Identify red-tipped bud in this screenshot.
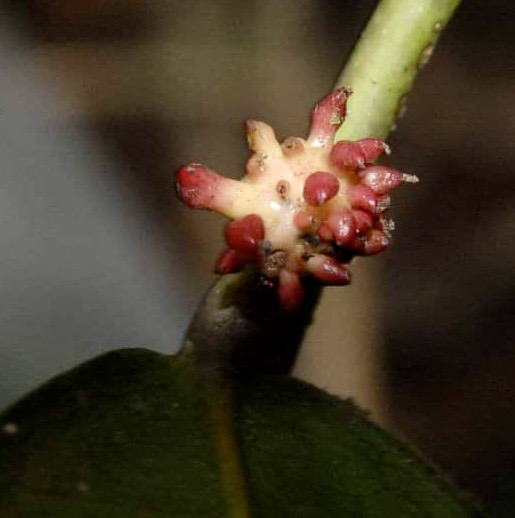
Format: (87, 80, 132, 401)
(225, 214, 265, 255)
(354, 230, 391, 256)
(294, 210, 316, 231)
(308, 87, 351, 147)
(351, 209, 374, 234)
(330, 141, 366, 170)
(278, 270, 304, 312)
(326, 208, 357, 246)
(356, 138, 390, 162)
(347, 183, 381, 213)
(303, 172, 340, 206)
(215, 248, 250, 274)
(317, 223, 334, 241)
(175, 164, 223, 210)
(306, 255, 351, 285)
(359, 165, 417, 195)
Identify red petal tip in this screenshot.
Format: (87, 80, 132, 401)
(360, 165, 407, 195)
(330, 141, 366, 170)
(215, 248, 250, 274)
(347, 183, 380, 213)
(225, 214, 265, 255)
(356, 138, 391, 162)
(351, 210, 374, 234)
(306, 255, 351, 285)
(326, 208, 357, 246)
(278, 270, 304, 312)
(175, 163, 221, 210)
(308, 88, 352, 147)
(294, 210, 316, 231)
(303, 171, 339, 206)
(354, 230, 391, 256)
(317, 223, 334, 242)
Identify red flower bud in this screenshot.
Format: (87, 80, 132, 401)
(175, 89, 417, 310)
(303, 172, 340, 207)
(225, 214, 265, 255)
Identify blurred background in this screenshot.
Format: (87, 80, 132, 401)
(0, 0, 513, 514)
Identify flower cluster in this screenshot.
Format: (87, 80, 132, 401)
(175, 89, 417, 310)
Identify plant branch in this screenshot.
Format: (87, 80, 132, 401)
(187, 268, 322, 376)
(184, 0, 462, 376)
(336, 0, 461, 141)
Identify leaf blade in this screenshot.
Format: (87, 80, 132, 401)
(0, 348, 483, 517)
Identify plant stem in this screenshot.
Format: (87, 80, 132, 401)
(336, 0, 461, 141)
(188, 268, 321, 376)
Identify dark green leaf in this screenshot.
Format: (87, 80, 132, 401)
(0, 348, 482, 517)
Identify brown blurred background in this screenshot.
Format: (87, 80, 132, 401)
(1, 0, 514, 514)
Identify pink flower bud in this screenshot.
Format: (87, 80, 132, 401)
(356, 138, 390, 162)
(278, 270, 304, 312)
(215, 248, 249, 274)
(330, 141, 366, 170)
(317, 223, 334, 242)
(303, 172, 340, 206)
(306, 255, 351, 285)
(359, 165, 418, 195)
(351, 210, 374, 234)
(175, 89, 416, 309)
(175, 163, 222, 210)
(347, 184, 381, 213)
(225, 214, 265, 255)
(307, 87, 351, 148)
(354, 230, 391, 256)
(326, 209, 356, 246)
(294, 210, 316, 231)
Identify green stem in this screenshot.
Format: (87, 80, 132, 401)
(188, 267, 321, 376)
(336, 0, 461, 141)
